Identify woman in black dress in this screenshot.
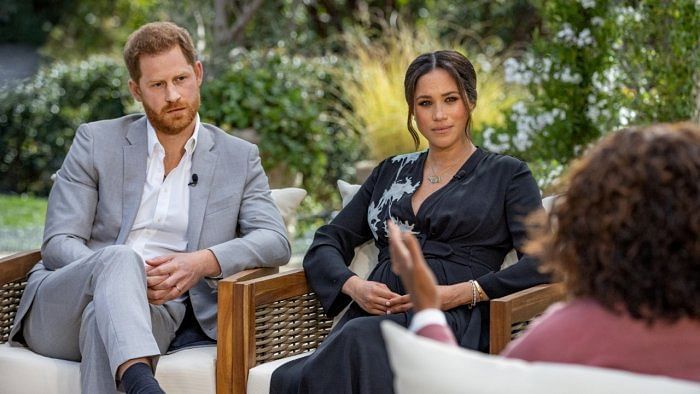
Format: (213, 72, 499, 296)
(271, 50, 549, 393)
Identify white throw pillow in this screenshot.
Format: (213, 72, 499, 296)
(381, 321, 700, 394)
(271, 187, 307, 238)
(336, 180, 379, 279)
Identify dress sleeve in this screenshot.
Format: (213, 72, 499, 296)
(303, 162, 383, 317)
(475, 161, 551, 299)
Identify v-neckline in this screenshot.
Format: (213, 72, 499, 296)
(410, 147, 483, 219)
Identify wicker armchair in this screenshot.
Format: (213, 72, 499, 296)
(225, 267, 566, 393)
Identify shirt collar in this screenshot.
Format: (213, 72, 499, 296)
(146, 113, 200, 157)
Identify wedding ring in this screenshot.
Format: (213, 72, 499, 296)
(175, 284, 181, 292)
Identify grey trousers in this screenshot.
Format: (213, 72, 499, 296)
(21, 245, 186, 393)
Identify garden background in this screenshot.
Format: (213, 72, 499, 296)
(1, 0, 699, 256)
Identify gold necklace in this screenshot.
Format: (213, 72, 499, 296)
(426, 157, 464, 184)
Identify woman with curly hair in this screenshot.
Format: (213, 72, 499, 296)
(390, 122, 700, 382)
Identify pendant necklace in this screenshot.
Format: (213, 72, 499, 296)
(427, 158, 463, 184)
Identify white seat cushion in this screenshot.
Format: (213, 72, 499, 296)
(0, 343, 81, 393)
(0, 343, 216, 394)
(381, 321, 700, 394)
(247, 352, 312, 394)
(156, 346, 217, 394)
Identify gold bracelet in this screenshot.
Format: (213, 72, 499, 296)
(468, 280, 477, 308)
(473, 280, 486, 302)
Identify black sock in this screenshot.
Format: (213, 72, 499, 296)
(121, 362, 165, 394)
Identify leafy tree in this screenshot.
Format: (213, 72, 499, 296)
(613, 1, 700, 124)
(0, 0, 67, 45)
(484, 0, 617, 163)
(40, 0, 164, 59)
(481, 0, 699, 192)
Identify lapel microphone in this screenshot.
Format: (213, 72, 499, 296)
(188, 173, 198, 187)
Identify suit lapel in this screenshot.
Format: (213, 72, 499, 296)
(116, 118, 148, 245)
(187, 125, 218, 251)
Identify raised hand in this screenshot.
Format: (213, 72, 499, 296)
(388, 221, 440, 311)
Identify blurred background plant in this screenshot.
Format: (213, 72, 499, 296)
(481, 0, 699, 195)
(1, 0, 698, 252)
(200, 48, 362, 203)
(0, 56, 131, 195)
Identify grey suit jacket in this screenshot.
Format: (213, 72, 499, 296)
(11, 114, 291, 342)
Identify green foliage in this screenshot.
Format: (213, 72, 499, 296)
(483, 0, 617, 164)
(410, 0, 541, 52)
(200, 49, 362, 201)
(0, 56, 130, 195)
(0, 0, 66, 45)
(0, 49, 362, 205)
(613, 1, 700, 124)
(481, 0, 699, 191)
(40, 0, 164, 59)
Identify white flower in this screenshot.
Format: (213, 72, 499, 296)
(579, 0, 596, 9)
(542, 57, 553, 74)
(504, 58, 532, 85)
(591, 16, 604, 26)
(556, 23, 576, 42)
(482, 127, 512, 153)
(512, 101, 527, 115)
(555, 24, 595, 47)
(619, 107, 636, 126)
(576, 29, 594, 47)
(509, 106, 567, 152)
(592, 67, 619, 94)
(554, 67, 582, 84)
(586, 106, 601, 122)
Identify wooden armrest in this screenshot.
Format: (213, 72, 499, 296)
(489, 283, 566, 354)
(217, 266, 296, 394)
(218, 268, 332, 394)
(0, 249, 41, 285)
(221, 266, 280, 283)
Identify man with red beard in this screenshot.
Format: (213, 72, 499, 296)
(9, 22, 291, 394)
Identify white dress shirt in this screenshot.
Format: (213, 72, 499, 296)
(125, 115, 200, 263)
